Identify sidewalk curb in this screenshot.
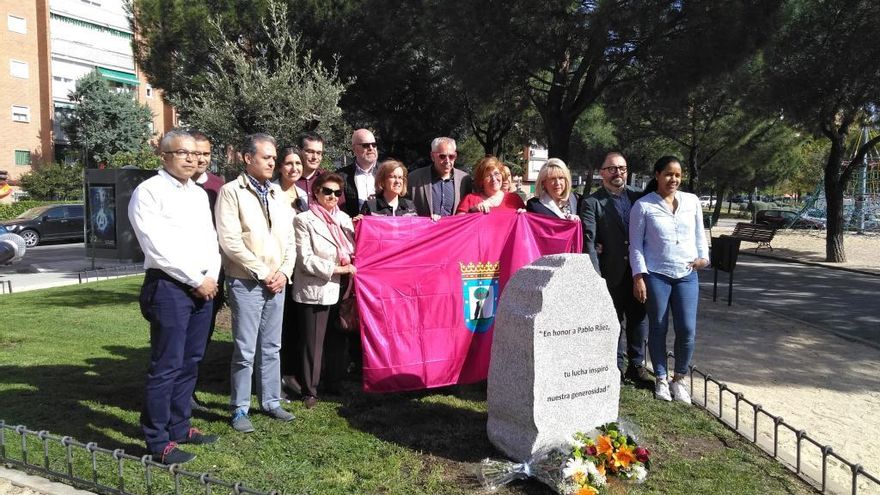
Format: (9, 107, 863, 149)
(0, 466, 93, 495)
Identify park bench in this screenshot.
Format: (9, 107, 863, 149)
(730, 222, 776, 252)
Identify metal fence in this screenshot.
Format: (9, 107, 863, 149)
(687, 365, 880, 495)
(0, 421, 279, 495)
(77, 264, 144, 284)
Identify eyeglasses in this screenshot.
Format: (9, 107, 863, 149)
(485, 172, 503, 180)
(435, 153, 457, 160)
(357, 142, 377, 149)
(162, 149, 200, 159)
(601, 166, 628, 174)
(320, 187, 343, 197)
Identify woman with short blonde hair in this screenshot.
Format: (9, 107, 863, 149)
(526, 158, 579, 220)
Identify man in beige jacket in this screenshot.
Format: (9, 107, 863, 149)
(216, 133, 296, 433)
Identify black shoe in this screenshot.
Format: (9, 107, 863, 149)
(624, 366, 655, 389)
(302, 395, 318, 409)
(178, 427, 218, 445)
(154, 442, 196, 465)
(190, 394, 210, 413)
(281, 375, 302, 398)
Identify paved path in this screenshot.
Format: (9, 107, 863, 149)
(702, 253, 880, 346)
(692, 256, 880, 495)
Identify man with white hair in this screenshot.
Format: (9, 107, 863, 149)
(408, 137, 472, 220)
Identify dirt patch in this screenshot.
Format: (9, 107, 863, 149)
(666, 433, 727, 461)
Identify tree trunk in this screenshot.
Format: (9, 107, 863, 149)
(545, 115, 575, 163)
(824, 139, 846, 262)
(712, 185, 726, 224)
(685, 146, 699, 193)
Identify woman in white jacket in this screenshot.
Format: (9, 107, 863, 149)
(291, 172, 356, 409)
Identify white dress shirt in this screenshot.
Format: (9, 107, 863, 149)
(354, 162, 376, 207)
(629, 191, 709, 279)
(128, 169, 221, 287)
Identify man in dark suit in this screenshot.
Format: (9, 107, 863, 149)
(408, 137, 472, 220)
(338, 128, 379, 218)
(579, 152, 652, 388)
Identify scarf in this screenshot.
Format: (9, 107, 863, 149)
(539, 193, 570, 219)
(309, 203, 354, 265)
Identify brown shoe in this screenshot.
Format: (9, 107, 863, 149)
(302, 395, 318, 409)
(624, 366, 655, 389)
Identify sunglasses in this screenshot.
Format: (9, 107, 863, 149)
(358, 142, 377, 149)
(436, 153, 457, 160)
(320, 187, 343, 197)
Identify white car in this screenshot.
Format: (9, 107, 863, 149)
(699, 196, 714, 208)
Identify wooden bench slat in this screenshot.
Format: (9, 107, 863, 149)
(730, 222, 776, 251)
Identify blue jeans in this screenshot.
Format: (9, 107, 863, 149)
(228, 277, 284, 413)
(645, 270, 699, 378)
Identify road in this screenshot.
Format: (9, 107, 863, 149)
(700, 252, 880, 348)
(0, 242, 137, 293)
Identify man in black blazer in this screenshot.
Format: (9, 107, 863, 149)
(338, 128, 379, 218)
(407, 137, 472, 220)
(579, 152, 652, 388)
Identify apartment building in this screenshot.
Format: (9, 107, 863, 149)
(0, 0, 174, 202)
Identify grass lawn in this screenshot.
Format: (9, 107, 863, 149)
(0, 278, 815, 495)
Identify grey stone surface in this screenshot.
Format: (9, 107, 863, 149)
(487, 253, 620, 461)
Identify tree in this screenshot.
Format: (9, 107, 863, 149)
(63, 71, 154, 167)
(763, 0, 880, 262)
(19, 163, 84, 201)
(433, 0, 782, 162)
(170, 1, 347, 163)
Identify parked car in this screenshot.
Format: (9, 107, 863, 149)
(699, 195, 715, 208)
(0, 204, 85, 247)
(755, 209, 826, 230)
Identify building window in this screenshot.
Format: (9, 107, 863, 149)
(7, 15, 26, 34)
(12, 105, 30, 123)
(10, 60, 28, 79)
(146, 84, 153, 98)
(15, 150, 31, 166)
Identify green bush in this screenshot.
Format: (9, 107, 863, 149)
(0, 200, 70, 221)
(18, 162, 84, 201)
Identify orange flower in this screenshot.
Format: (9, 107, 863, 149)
(612, 443, 637, 470)
(575, 486, 598, 495)
(595, 462, 606, 476)
(596, 435, 614, 456)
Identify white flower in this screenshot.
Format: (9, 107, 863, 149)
(632, 465, 648, 482)
(585, 463, 607, 486)
(567, 435, 586, 449)
(562, 457, 588, 480)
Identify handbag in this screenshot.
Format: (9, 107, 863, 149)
(337, 275, 359, 333)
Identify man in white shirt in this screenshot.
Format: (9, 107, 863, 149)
(338, 128, 379, 217)
(216, 133, 296, 433)
(128, 129, 221, 465)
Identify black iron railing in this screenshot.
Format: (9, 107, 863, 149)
(687, 365, 879, 495)
(0, 421, 279, 495)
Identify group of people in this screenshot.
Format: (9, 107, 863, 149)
(128, 127, 708, 465)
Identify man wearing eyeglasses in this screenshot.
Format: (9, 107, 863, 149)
(295, 133, 325, 208)
(216, 133, 296, 433)
(338, 128, 379, 218)
(408, 137, 473, 220)
(578, 151, 652, 389)
(188, 130, 226, 413)
(129, 129, 221, 465)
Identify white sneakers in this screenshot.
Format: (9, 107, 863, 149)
(655, 377, 692, 404)
(669, 378, 692, 404)
(654, 378, 672, 401)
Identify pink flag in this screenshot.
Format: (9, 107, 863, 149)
(354, 211, 582, 392)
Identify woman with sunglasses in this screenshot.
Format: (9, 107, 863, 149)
(290, 173, 356, 409)
(360, 159, 417, 217)
(456, 156, 525, 214)
(273, 147, 308, 213)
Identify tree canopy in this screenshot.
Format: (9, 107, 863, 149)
(63, 71, 154, 167)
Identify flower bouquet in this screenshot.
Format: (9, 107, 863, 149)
(478, 420, 650, 494)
